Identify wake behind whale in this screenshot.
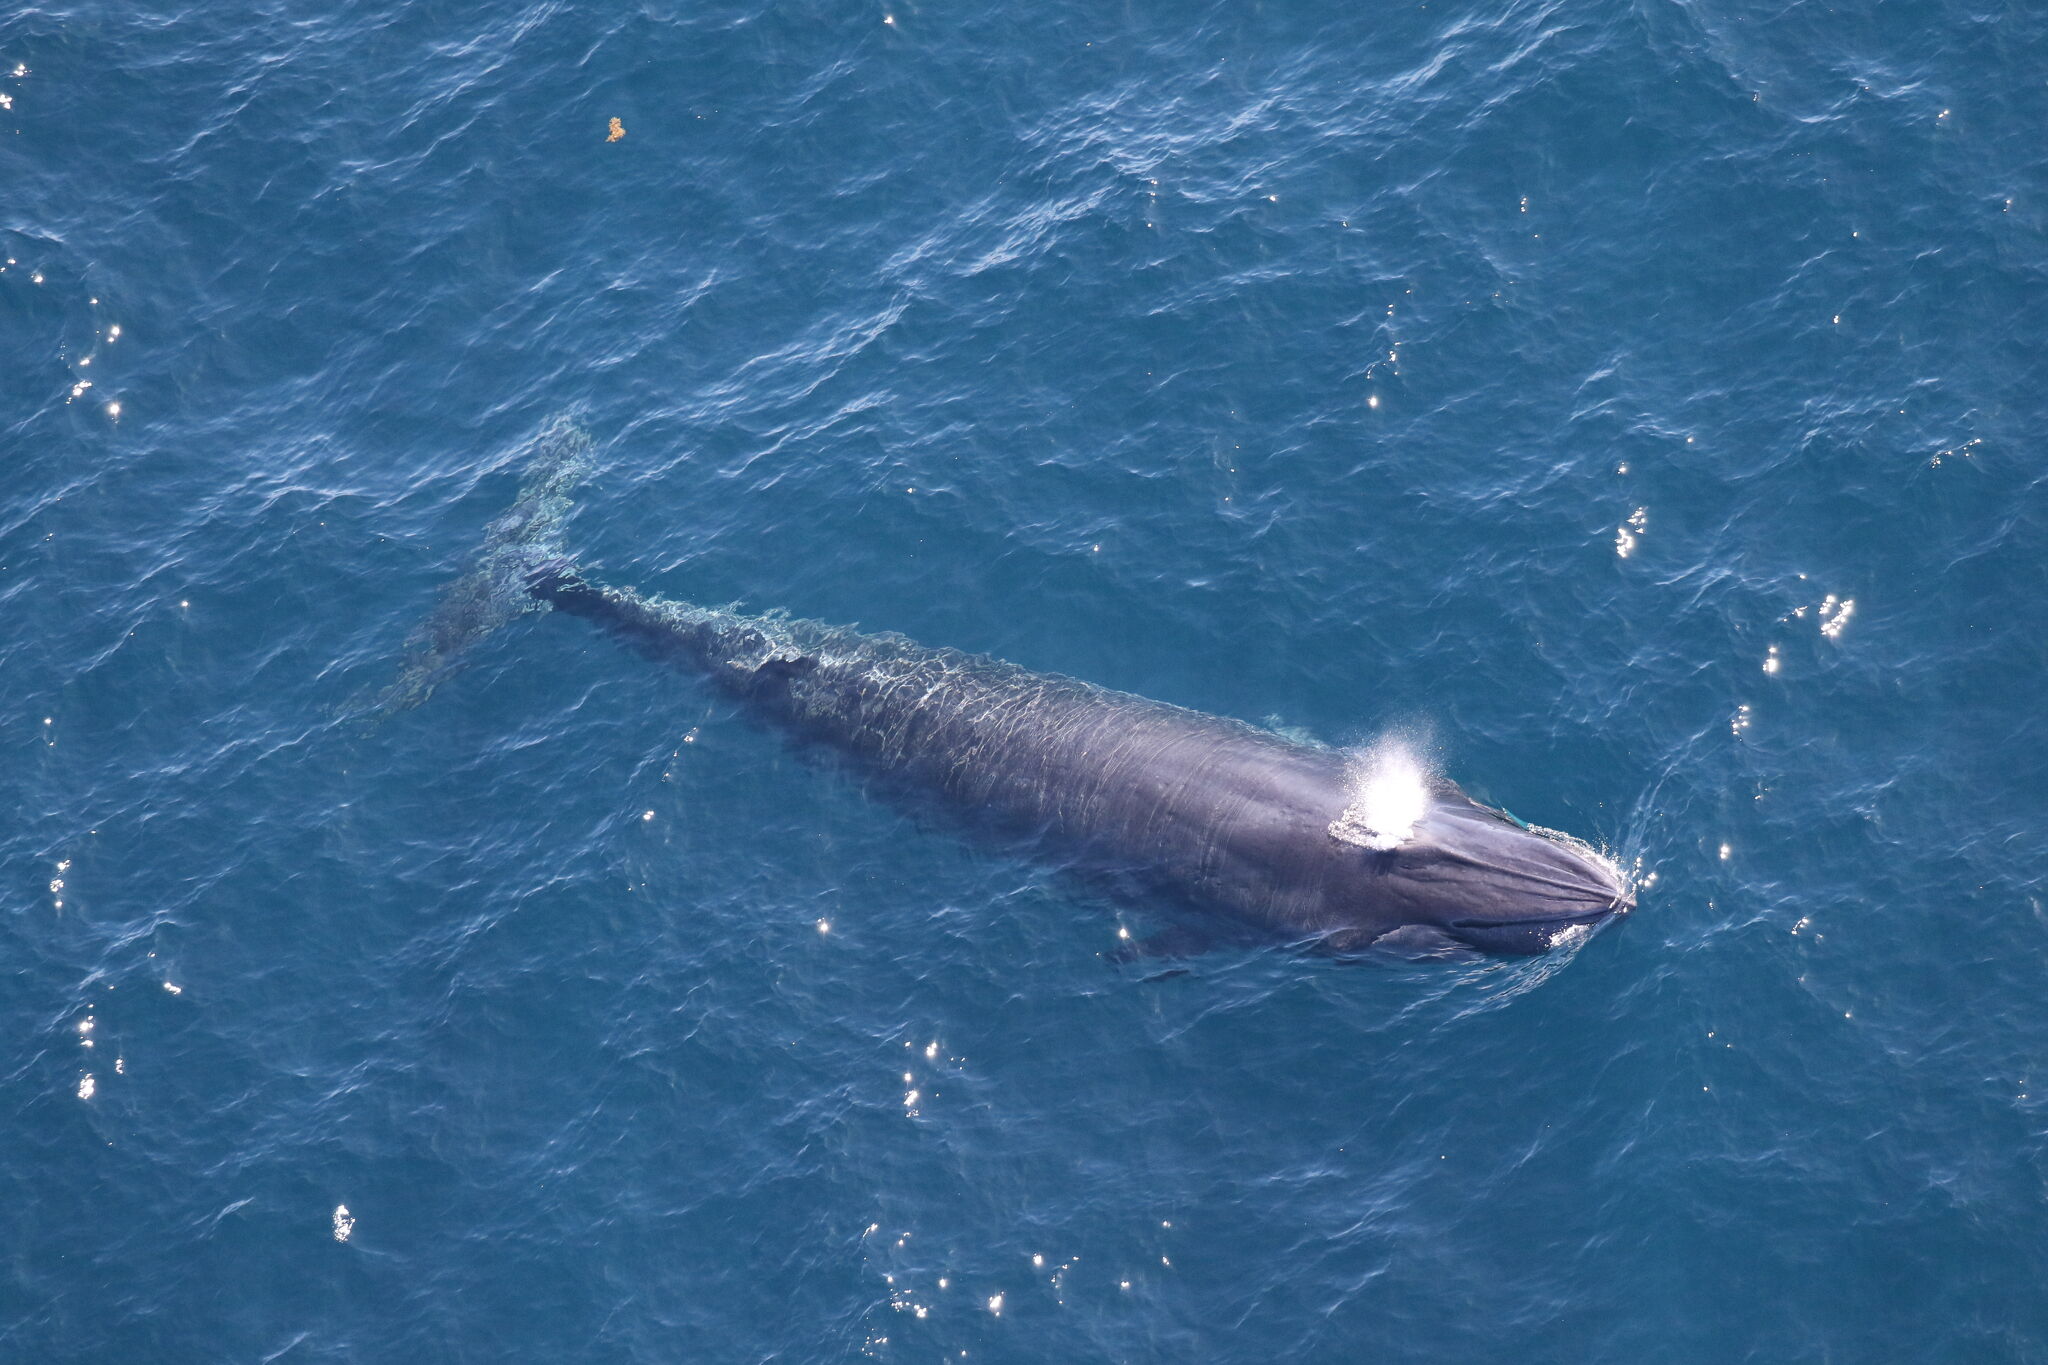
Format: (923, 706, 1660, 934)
(385, 422, 1634, 958)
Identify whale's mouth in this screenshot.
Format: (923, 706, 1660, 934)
(1448, 909, 1619, 956)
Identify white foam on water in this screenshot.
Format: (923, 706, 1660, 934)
(1547, 922, 1594, 952)
(1329, 740, 1431, 851)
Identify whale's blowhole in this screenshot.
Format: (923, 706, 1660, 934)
(1330, 741, 1430, 851)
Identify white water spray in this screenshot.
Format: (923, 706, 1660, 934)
(1328, 740, 1430, 851)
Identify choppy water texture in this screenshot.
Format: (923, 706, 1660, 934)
(6, 0, 2047, 1359)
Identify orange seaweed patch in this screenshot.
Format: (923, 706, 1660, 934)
(606, 117, 625, 143)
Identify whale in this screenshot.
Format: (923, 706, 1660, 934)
(384, 423, 1634, 957)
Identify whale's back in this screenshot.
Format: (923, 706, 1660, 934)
(750, 624, 1357, 931)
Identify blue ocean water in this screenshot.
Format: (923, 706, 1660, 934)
(6, 0, 2047, 1358)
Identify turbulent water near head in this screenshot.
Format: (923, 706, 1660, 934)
(6, 1, 2046, 1360)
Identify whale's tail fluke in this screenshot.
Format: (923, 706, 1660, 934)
(371, 417, 593, 714)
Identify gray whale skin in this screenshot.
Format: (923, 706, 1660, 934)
(393, 426, 1634, 958)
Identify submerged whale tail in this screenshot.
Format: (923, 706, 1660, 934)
(371, 418, 592, 714)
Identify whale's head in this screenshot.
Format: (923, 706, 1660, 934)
(1328, 785, 1633, 955)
